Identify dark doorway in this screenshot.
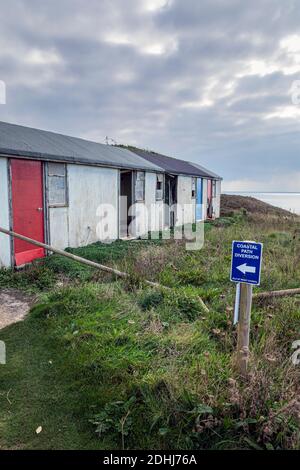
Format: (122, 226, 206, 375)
(207, 179, 213, 219)
(120, 170, 133, 238)
(164, 174, 177, 228)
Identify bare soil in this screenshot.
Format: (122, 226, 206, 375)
(0, 289, 33, 330)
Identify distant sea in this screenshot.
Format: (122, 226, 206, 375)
(223, 192, 300, 215)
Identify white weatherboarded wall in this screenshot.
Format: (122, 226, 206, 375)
(145, 172, 164, 232)
(49, 164, 119, 249)
(49, 207, 69, 249)
(0, 157, 11, 267)
(176, 176, 195, 225)
(47, 164, 221, 253)
(213, 180, 221, 218)
(68, 164, 118, 247)
(202, 179, 208, 220)
(129, 171, 164, 238)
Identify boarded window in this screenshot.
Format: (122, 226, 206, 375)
(192, 178, 196, 198)
(156, 174, 163, 200)
(48, 163, 68, 206)
(135, 171, 145, 201)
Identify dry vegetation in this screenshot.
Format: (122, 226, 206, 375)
(221, 194, 297, 218)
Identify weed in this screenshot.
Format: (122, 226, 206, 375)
(90, 397, 136, 449)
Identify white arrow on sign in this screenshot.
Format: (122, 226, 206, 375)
(236, 263, 256, 275)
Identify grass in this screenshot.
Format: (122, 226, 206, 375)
(0, 212, 299, 450)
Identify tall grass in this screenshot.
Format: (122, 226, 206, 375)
(0, 212, 299, 449)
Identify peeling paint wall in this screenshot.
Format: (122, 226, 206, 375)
(49, 207, 69, 249)
(145, 172, 164, 232)
(213, 180, 221, 218)
(68, 164, 118, 247)
(48, 164, 119, 249)
(0, 157, 11, 267)
(176, 176, 195, 225)
(48, 166, 166, 248)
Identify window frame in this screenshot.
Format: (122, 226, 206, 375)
(47, 162, 69, 208)
(156, 173, 164, 201)
(134, 171, 145, 202)
(191, 177, 196, 199)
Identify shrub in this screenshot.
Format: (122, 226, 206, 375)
(90, 397, 136, 449)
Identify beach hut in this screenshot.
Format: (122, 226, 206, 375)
(130, 148, 222, 224)
(0, 121, 222, 268)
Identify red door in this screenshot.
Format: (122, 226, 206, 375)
(207, 179, 213, 219)
(11, 159, 45, 266)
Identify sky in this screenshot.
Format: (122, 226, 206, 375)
(0, 0, 300, 191)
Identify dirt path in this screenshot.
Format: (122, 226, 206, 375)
(0, 289, 33, 330)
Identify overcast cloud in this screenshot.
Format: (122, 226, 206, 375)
(0, 0, 300, 190)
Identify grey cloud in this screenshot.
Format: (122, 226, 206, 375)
(0, 0, 300, 190)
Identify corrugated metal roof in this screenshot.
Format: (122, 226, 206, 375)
(0, 121, 163, 172)
(0, 121, 222, 179)
(129, 148, 221, 179)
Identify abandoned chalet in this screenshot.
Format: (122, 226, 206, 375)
(0, 121, 222, 268)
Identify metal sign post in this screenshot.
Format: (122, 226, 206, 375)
(230, 241, 263, 376)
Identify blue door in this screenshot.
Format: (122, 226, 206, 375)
(196, 178, 203, 221)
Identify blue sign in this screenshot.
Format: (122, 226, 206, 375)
(231, 241, 263, 285)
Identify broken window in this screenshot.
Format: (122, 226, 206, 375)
(156, 174, 164, 200)
(192, 178, 196, 198)
(135, 171, 145, 202)
(48, 163, 68, 206)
